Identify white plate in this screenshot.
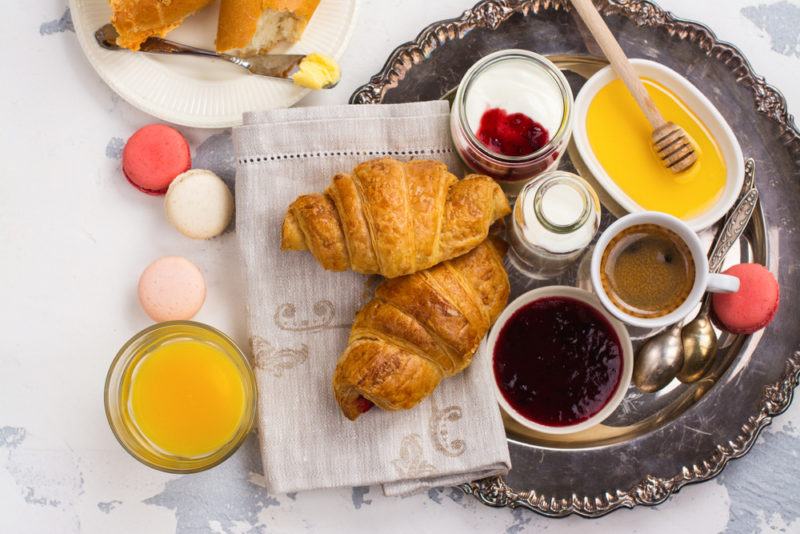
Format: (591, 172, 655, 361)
(70, 0, 358, 128)
(573, 59, 744, 232)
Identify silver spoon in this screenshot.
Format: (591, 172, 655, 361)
(634, 323, 685, 392)
(678, 160, 759, 382)
(94, 24, 339, 89)
(634, 158, 757, 392)
(677, 295, 716, 383)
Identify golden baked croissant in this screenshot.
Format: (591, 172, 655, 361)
(109, 0, 214, 51)
(216, 0, 320, 56)
(281, 158, 510, 278)
(333, 238, 510, 420)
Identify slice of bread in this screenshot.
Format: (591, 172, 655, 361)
(216, 0, 321, 56)
(109, 0, 215, 50)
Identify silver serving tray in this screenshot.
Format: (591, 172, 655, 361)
(350, 0, 800, 518)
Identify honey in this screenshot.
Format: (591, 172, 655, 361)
(586, 78, 726, 220)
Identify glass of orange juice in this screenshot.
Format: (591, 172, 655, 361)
(105, 321, 256, 473)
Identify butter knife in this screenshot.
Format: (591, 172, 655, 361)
(94, 24, 337, 88)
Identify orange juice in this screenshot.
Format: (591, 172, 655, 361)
(129, 338, 247, 458)
(586, 78, 726, 220)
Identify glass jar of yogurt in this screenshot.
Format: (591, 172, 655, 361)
(508, 171, 600, 279)
(450, 49, 575, 196)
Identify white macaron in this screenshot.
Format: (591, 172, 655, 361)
(164, 169, 234, 239)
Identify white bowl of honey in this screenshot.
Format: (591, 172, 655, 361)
(572, 59, 744, 231)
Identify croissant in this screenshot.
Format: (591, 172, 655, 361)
(333, 238, 510, 420)
(281, 158, 510, 278)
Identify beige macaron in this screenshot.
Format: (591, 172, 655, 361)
(165, 169, 234, 239)
(138, 256, 206, 322)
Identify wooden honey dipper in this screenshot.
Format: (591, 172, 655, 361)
(571, 0, 698, 173)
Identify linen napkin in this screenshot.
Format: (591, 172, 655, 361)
(233, 101, 510, 496)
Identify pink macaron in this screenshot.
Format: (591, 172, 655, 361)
(123, 124, 191, 195)
(138, 256, 206, 322)
(712, 263, 779, 334)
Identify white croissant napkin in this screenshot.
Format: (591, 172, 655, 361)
(233, 101, 510, 496)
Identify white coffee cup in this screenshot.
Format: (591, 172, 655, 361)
(590, 212, 740, 329)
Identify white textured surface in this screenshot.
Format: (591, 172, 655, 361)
(2, 0, 800, 533)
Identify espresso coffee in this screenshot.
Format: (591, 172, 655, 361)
(600, 224, 695, 318)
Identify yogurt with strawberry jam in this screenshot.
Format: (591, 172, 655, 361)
(451, 50, 575, 195)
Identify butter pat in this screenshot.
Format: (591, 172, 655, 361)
(291, 53, 340, 90)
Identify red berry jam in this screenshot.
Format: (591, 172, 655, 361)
(493, 297, 623, 427)
(355, 395, 374, 414)
(476, 107, 550, 157)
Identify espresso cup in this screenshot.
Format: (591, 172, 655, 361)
(590, 212, 740, 329)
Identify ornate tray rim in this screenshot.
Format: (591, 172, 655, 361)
(349, 0, 800, 518)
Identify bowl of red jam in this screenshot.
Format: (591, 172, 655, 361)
(488, 286, 633, 434)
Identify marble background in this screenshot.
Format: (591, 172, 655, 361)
(2, 0, 800, 532)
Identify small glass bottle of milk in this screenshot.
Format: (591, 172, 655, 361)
(508, 171, 600, 279)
